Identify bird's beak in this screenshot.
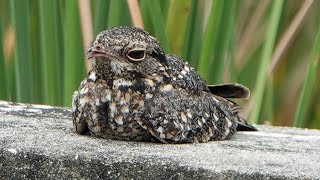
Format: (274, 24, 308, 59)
(86, 44, 108, 59)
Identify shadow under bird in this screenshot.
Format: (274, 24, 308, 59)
(72, 26, 257, 144)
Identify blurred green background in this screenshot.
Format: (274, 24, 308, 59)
(0, 0, 319, 129)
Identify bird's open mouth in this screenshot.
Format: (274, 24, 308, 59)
(87, 50, 107, 59)
(86, 44, 108, 59)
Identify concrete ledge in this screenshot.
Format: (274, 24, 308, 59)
(0, 101, 320, 179)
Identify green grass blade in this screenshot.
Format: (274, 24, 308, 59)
(159, 0, 169, 21)
(310, 92, 320, 128)
(143, 0, 169, 52)
(121, 2, 132, 26)
(10, 0, 33, 103)
(93, 0, 109, 35)
(182, 0, 203, 68)
(166, 0, 191, 56)
(293, 22, 320, 127)
(63, 0, 85, 106)
(39, 0, 60, 105)
(140, 0, 154, 34)
(266, 78, 274, 123)
(29, 1, 43, 103)
(0, 0, 16, 101)
(53, 0, 64, 106)
(249, 0, 284, 124)
(197, 0, 224, 81)
(107, 0, 126, 27)
(209, 0, 237, 84)
(229, 26, 237, 82)
(181, 0, 197, 60)
(0, 21, 7, 100)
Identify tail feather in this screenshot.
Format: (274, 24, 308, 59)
(208, 83, 250, 99)
(237, 117, 258, 131)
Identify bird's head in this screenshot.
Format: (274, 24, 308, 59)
(87, 27, 168, 78)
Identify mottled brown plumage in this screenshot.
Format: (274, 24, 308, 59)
(72, 26, 256, 143)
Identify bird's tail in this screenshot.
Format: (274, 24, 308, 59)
(236, 117, 258, 131)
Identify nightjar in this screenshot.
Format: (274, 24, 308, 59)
(72, 26, 257, 143)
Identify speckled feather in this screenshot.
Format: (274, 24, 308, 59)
(72, 26, 256, 143)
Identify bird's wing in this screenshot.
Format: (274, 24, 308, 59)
(137, 88, 244, 143)
(166, 55, 251, 100)
(166, 54, 209, 94)
(207, 83, 250, 99)
(161, 55, 256, 139)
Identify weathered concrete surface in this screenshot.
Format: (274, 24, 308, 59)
(0, 101, 319, 180)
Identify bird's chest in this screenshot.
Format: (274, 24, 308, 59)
(104, 78, 155, 137)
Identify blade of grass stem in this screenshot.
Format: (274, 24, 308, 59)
(107, 0, 125, 27)
(10, 0, 33, 103)
(63, 0, 85, 106)
(181, 0, 197, 60)
(228, 26, 237, 82)
(140, 0, 154, 34)
(2, 25, 16, 101)
(93, 0, 109, 35)
(0, 21, 7, 100)
(266, 78, 274, 123)
(30, 1, 43, 103)
(236, 0, 270, 67)
(166, 0, 191, 56)
(182, 0, 204, 69)
(127, 0, 144, 28)
(55, 0, 65, 106)
(143, 0, 169, 52)
(197, 0, 224, 81)
(7, 56, 16, 101)
(210, 0, 236, 84)
(121, 1, 132, 25)
(249, 0, 284, 124)
(78, 0, 93, 73)
(310, 93, 320, 128)
(293, 22, 320, 127)
(159, 0, 169, 21)
(39, 0, 60, 105)
(268, 0, 314, 76)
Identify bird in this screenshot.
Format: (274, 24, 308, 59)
(72, 26, 257, 144)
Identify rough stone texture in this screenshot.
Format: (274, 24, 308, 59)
(0, 101, 319, 180)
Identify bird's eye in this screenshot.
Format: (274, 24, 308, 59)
(126, 49, 146, 61)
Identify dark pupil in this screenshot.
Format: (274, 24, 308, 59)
(128, 50, 145, 59)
